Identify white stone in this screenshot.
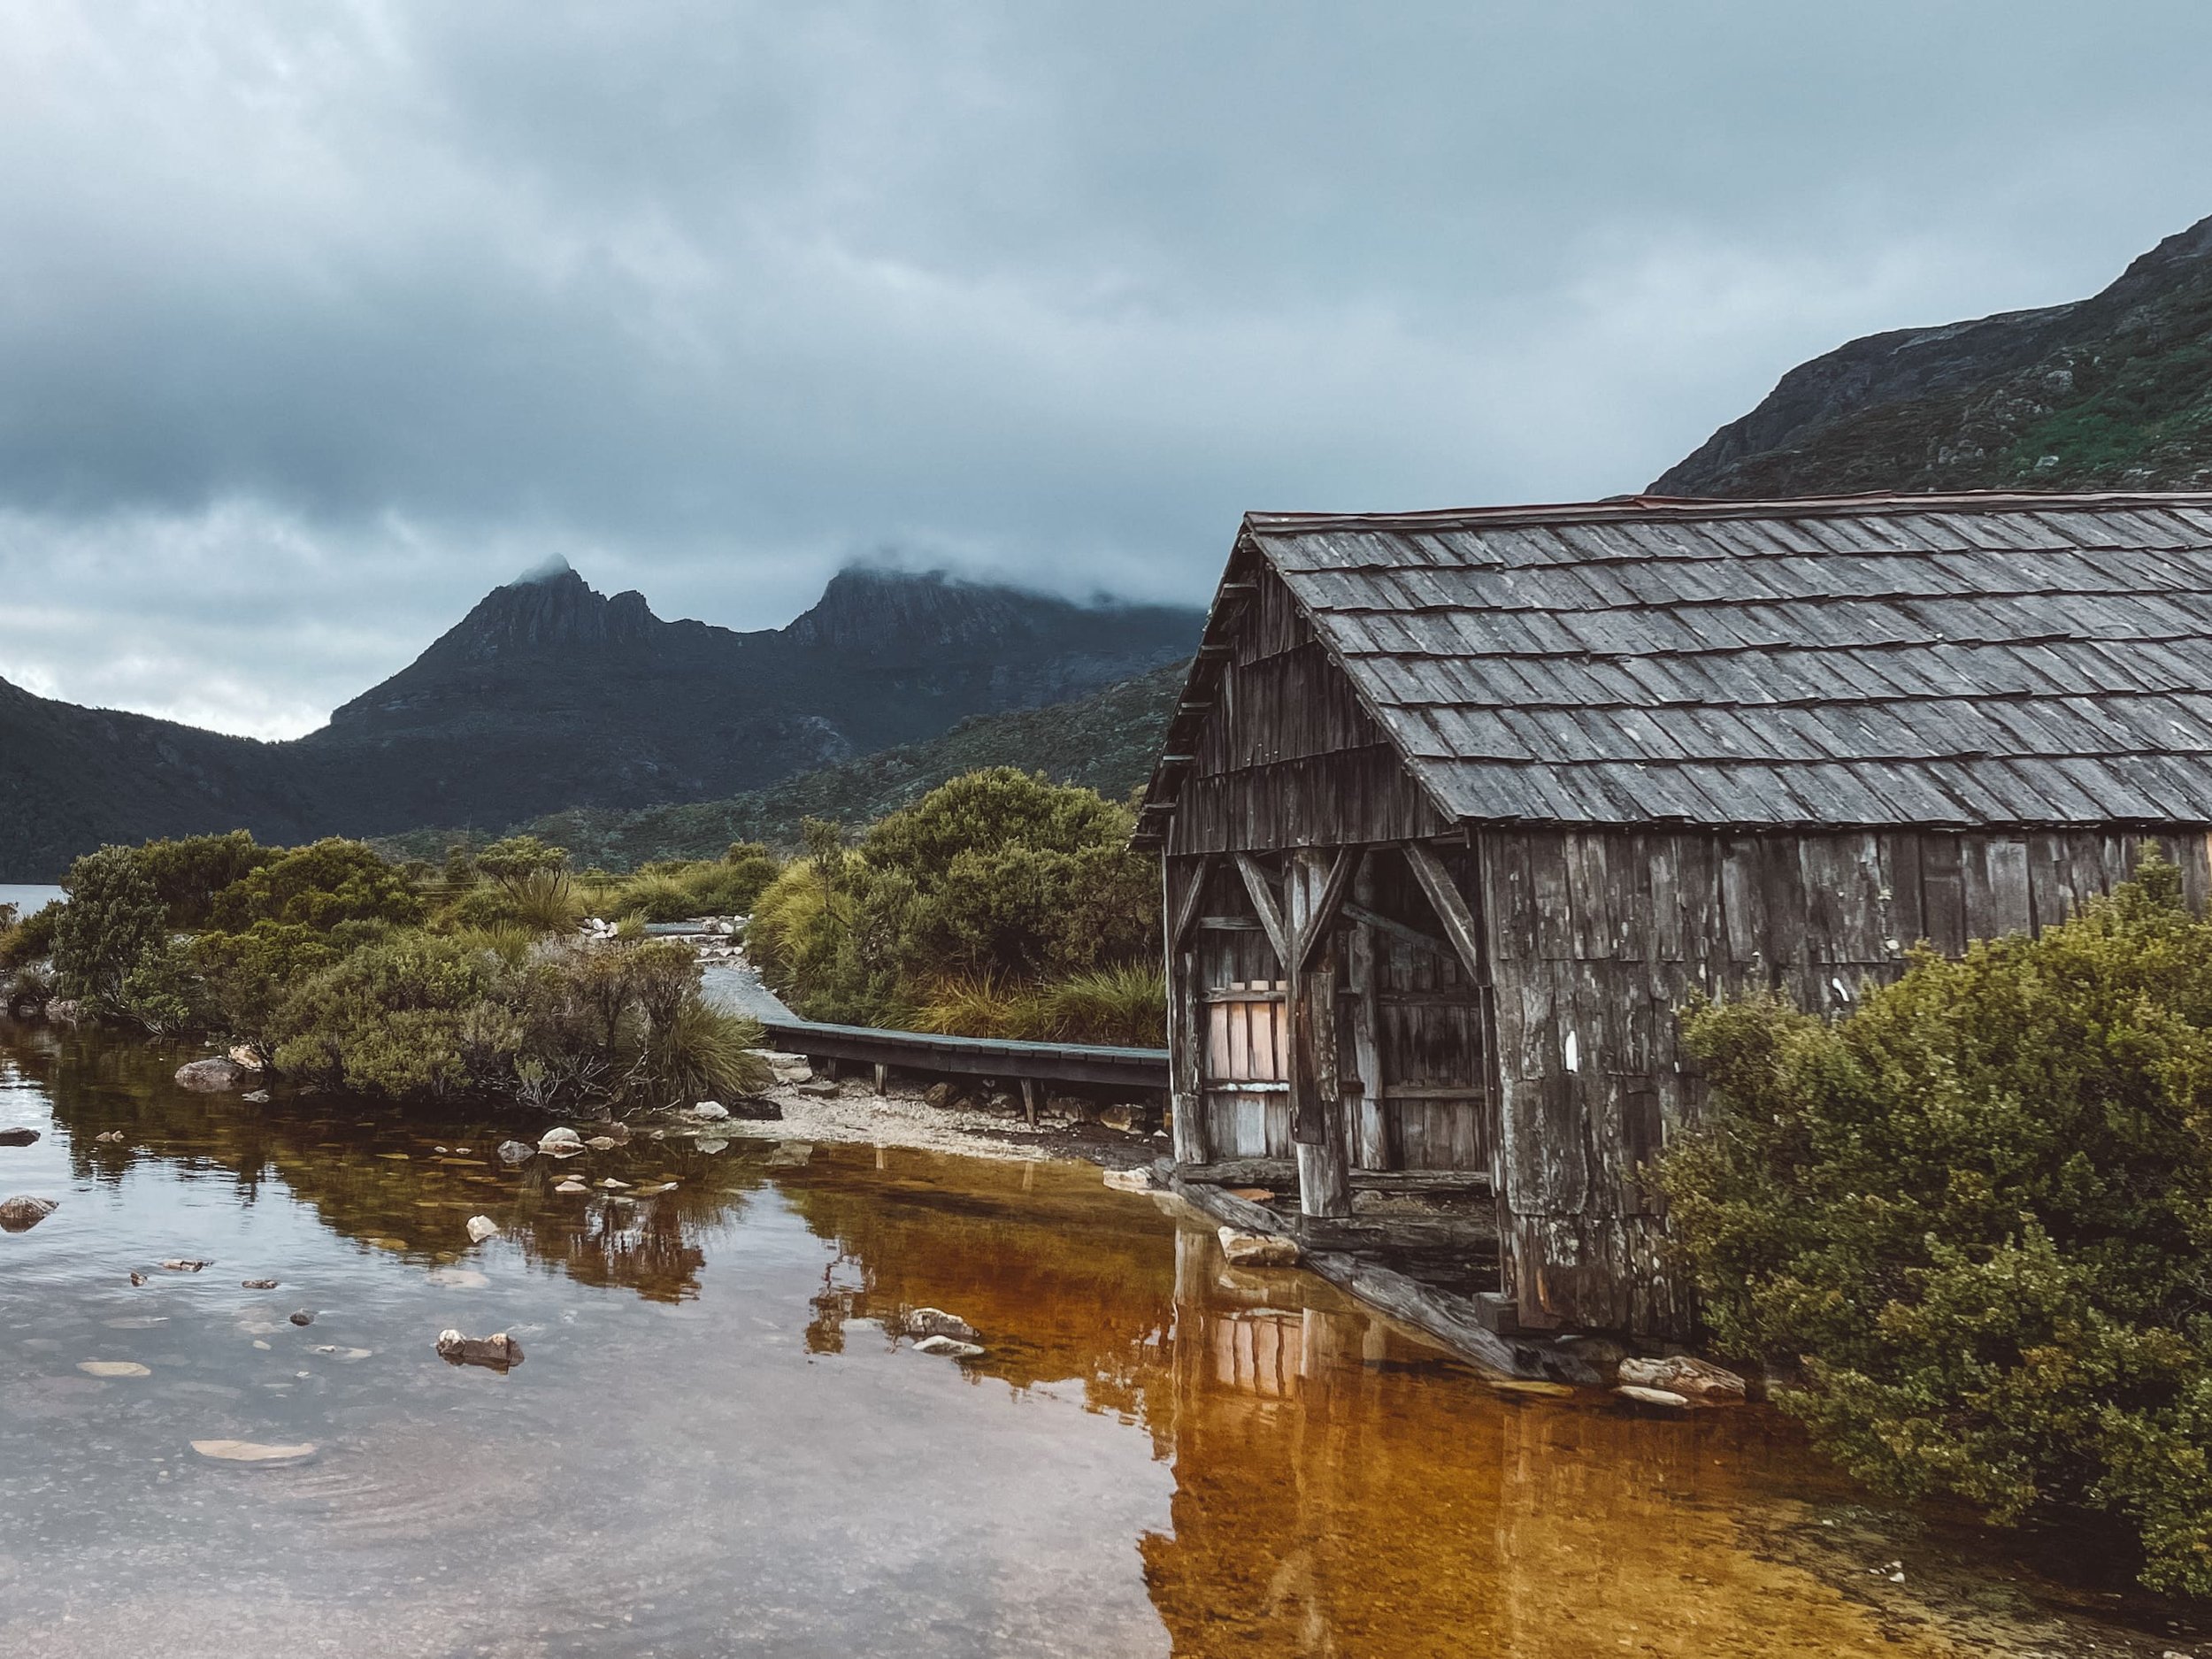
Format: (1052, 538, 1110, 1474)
(78, 1360, 150, 1378)
(465, 1215, 500, 1244)
(1102, 1168, 1153, 1193)
(538, 1127, 583, 1155)
(912, 1334, 985, 1359)
(1615, 1385, 1692, 1409)
(191, 1439, 317, 1463)
(691, 1101, 731, 1121)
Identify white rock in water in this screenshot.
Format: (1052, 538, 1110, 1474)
(553, 1179, 588, 1195)
(538, 1128, 583, 1155)
(585, 1135, 620, 1150)
(1617, 1354, 1747, 1404)
(912, 1334, 985, 1359)
(691, 1101, 731, 1121)
(191, 1439, 317, 1463)
(78, 1360, 151, 1378)
(1102, 1168, 1153, 1193)
(465, 1215, 500, 1244)
(495, 1141, 535, 1164)
(1615, 1385, 1692, 1409)
(227, 1045, 265, 1071)
(1217, 1227, 1299, 1268)
(308, 1345, 372, 1362)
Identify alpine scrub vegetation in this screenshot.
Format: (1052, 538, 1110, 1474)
(1660, 854, 2212, 1596)
(15, 832, 765, 1113)
(745, 769, 1164, 1043)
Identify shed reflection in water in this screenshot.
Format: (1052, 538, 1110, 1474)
(0, 1020, 2188, 1657)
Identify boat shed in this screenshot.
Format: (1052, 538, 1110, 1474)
(1133, 492, 2212, 1337)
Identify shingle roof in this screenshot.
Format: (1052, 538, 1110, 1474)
(1141, 492, 2212, 836)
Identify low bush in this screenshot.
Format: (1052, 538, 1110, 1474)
(209, 839, 421, 932)
(0, 901, 61, 971)
(53, 846, 170, 1015)
(748, 772, 1160, 1033)
(1658, 855, 2212, 1597)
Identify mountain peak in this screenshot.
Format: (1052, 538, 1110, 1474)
(508, 554, 575, 587)
(781, 566, 1034, 654)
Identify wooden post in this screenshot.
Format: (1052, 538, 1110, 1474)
(1171, 946, 1210, 1164)
(1348, 857, 1391, 1170)
(1289, 850, 1353, 1218)
(1020, 1078, 1038, 1127)
(872, 1062, 888, 1096)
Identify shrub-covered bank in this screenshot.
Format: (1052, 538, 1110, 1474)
(1660, 855, 2212, 1597)
(2, 832, 770, 1113)
(0, 768, 1168, 1104)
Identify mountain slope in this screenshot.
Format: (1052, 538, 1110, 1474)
(0, 676, 319, 879)
(0, 565, 1203, 878)
(1656, 214, 2212, 497)
(377, 658, 1188, 871)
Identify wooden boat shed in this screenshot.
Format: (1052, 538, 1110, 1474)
(1133, 491, 2212, 1336)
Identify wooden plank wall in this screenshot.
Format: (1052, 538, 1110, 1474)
(1482, 826, 2212, 1335)
(1164, 569, 1447, 856)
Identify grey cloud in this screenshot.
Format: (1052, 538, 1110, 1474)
(3, 0, 2211, 734)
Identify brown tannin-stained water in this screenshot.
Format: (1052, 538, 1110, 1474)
(0, 1022, 2198, 1658)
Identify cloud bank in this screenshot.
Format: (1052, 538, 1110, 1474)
(3, 0, 2210, 734)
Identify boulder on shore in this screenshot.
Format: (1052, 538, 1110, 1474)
(435, 1329, 525, 1371)
(1617, 1354, 1748, 1405)
(0, 1194, 58, 1232)
(895, 1307, 981, 1344)
(175, 1057, 253, 1093)
(1217, 1227, 1299, 1268)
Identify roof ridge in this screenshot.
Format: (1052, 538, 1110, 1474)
(1242, 490, 2212, 534)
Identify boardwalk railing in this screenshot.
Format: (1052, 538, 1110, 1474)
(757, 1013, 1169, 1094)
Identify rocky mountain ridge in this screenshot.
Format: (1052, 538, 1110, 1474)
(0, 565, 1202, 878)
(1656, 213, 2212, 497)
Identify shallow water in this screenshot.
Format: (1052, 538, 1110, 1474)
(0, 1022, 2198, 1657)
(0, 883, 63, 915)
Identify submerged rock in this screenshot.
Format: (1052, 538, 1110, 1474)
(94, 1131, 126, 1144)
(78, 1360, 150, 1378)
(1617, 1354, 1747, 1405)
(0, 1126, 38, 1147)
(585, 1135, 620, 1150)
(128, 1271, 149, 1286)
(175, 1057, 252, 1093)
(159, 1258, 214, 1271)
(465, 1215, 501, 1244)
(435, 1328, 524, 1371)
(1217, 1227, 1299, 1268)
(241, 1089, 272, 1104)
(495, 1141, 535, 1164)
(0, 1195, 58, 1232)
(912, 1334, 985, 1360)
(308, 1345, 372, 1362)
(190, 1438, 317, 1464)
(288, 1310, 315, 1327)
(240, 1279, 279, 1290)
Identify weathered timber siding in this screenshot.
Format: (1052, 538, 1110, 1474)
(1484, 825, 2212, 1334)
(1163, 568, 1446, 856)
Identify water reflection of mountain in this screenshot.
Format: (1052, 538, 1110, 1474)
(4, 1021, 766, 1302)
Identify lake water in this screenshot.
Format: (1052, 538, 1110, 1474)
(0, 884, 64, 916)
(0, 1019, 2196, 1658)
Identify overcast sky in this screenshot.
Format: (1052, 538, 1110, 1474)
(3, 1, 2210, 738)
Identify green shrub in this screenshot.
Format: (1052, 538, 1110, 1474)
(612, 872, 696, 923)
(747, 772, 1159, 1030)
(190, 923, 343, 1061)
(271, 931, 498, 1099)
(475, 834, 568, 886)
(134, 831, 277, 927)
(1658, 855, 2212, 1597)
(53, 846, 169, 1015)
(0, 901, 60, 970)
(210, 839, 421, 932)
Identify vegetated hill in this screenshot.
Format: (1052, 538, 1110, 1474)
(0, 675, 320, 880)
(0, 564, 1202, 879)
(378, 658, 1188, 871)
(1655, 213, 2212, 497)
